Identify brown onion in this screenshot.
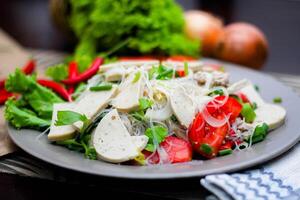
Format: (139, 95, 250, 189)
(214, 22, 268, 69)
(184, 10, 224, 56)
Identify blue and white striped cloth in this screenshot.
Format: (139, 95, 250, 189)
(201, 143, 300, 200)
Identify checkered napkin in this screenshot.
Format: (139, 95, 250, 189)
(201, 143, 300, 200)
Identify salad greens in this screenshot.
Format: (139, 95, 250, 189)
(5, 99, 50, 130)
(5, 69, 63, 119)
(145, 126, 168, 152)
(54, 110, 102, 160)
(69, 0, 200, 71)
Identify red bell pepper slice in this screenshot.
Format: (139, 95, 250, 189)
(143, 136, 192, 164)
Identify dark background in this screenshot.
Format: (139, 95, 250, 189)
(1, 0, 300, 74)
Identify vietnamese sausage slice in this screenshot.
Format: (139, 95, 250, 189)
(48, 103, 76, 141)
(254, 103, 286, 130)
(132, 135, 148, 151)
(112, 71, 145, 112)
(73, 86, 118, 130)
(239, 83, 265, 107)
(92, 109, 139, 163)
(170, 86, 197, 128)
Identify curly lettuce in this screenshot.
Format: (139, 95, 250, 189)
(5, 99, 50, 130)
(5, 69, 63, 120)
(69, 0, 200, 71)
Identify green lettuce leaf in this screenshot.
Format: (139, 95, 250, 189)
(5, 99, 50, 130)
(5, 69, 63, 119)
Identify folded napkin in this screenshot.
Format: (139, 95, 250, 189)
(201, 143, 300, 200)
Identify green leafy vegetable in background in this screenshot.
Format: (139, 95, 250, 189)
(5, 69, 63, 119)
(5, 99, 50, 130)
(145, 125, 168, 152)
(68, 0, 200, 71)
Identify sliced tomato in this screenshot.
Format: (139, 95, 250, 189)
(238, 92, 250, 104)
(143, 136, 192, 164)
(206, 96, 242, 123)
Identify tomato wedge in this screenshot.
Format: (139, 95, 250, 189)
(143, 136, 192, 164)
(206, 96, 242, 123)
(188, 96, 242, 158)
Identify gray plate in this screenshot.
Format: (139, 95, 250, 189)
(7, 60, 300, 179)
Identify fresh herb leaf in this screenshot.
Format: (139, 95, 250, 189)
(90, 83, 112, 91)
(149, 65, 174, 80)
(184, 62, 189, 76)
(246, 123, 269, 144)
(139, 98, 153, 110)
(145, 126, 168, 152)
(273, 97, 282, 104)
(55, 111, 88, 126)
(130, 110, 147, 122)
(45, 63, 68, 82)
(132, 71, 141, 83)
(208, 88, 224, 96)
(200, 143, 213, 154)
(241, 103, 256, 123)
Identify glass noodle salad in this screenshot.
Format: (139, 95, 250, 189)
(6, 60, 286, 165)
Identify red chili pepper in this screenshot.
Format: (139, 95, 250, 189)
(67, 61, 79, 94)
(37, 79, 72, 102)
(22, 60, 36, 74)
(62, 57, 103, 85)
(0, 59, 36, 89)
(143, 136, 192, 164)
(0, 89, 14, 105)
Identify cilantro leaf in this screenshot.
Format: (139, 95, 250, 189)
(139, 98, 153, 110)
(145, 126, 168, 152)
(55, 110, 88, 126)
